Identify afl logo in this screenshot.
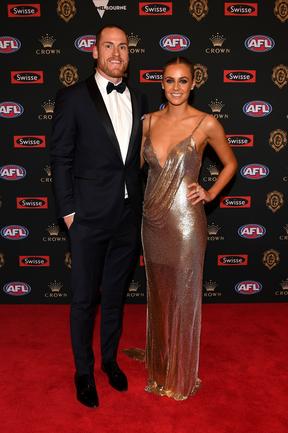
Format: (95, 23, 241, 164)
(245, 35, 275, 52)
(0, 101, 24, 118)
(74, 35, 96, 53)
(238, 224, 266, 239)
(0, 36, 21, 53)
(3, 282, 31, 296)
(235, 281, 262, 295)
(243, 101, 272, 117)
(1, 225, 29, 240)
(240, 163, 269, 180)
(159, 34, 190, 52)
(0, 164, 26, 180)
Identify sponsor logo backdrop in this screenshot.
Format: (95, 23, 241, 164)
(1, 0, 287, 304)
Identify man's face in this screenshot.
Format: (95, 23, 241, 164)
(93, 27, 129, 82)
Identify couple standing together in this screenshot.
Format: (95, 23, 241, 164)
(50, 25, 237, 408)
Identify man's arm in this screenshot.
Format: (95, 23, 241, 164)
(50, 88, 77, 219)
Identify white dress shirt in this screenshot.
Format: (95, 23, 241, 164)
(64, 71, 133, 218)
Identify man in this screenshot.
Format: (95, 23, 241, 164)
(50, 25, 146, 408)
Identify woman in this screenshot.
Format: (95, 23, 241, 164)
(141, 57, 237, 400)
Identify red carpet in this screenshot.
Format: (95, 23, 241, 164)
(0, 303, 287, 433)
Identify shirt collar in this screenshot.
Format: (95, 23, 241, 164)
(95, 70, 123, 92)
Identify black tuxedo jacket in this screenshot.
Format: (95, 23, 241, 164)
(50, 75, 147, 227)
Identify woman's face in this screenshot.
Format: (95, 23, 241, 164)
(162, 63, 194, 106)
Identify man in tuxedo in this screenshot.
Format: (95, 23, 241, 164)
(50, 25, 146, 408)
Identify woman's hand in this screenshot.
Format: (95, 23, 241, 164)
(187, 182, 212, 205)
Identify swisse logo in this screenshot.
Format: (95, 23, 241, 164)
(11, 70, 44, 84)
(140, 70, 163, 83)
(0, 36, 21, 53)
(19, 255, 50, 267)
(218, 254, 248, 266)
(226, 134, 254, 147)
(224, 2, 258, 16)
(7, 4, 41, 17)
(139, 2, 172, 15)
(1, 225, 29, 240)
(75, 35, 96, 52)
(16, 197, 48, 209)
(240, 164, 269, 180)
(3, 282, 31, 296)
(243, 101, 272, 117)
(238, 224, 266, 239)
(235, 281, 262, 295)
(159, 34, 190, 52)
(245, 35, 275, 52)
(223, 70, 256, 83)
(14, 135, 46, 148)
(0, 102, 24, 118)
(220, 196, 251, 208)
(0, 165, 26, 180)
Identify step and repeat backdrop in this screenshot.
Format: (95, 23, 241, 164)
(1, 0, 287, 304)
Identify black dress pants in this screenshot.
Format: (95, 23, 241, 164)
(69, 203, 140, 376)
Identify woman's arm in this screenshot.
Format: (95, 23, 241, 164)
(188, 115, 238, 204)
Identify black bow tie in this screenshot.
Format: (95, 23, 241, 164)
(106, 81, 126, 94)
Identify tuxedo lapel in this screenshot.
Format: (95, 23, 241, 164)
(125, 87, 140, 165)
(85, 75, 123, 161)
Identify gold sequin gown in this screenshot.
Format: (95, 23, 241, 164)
(142, 117, 207, 401)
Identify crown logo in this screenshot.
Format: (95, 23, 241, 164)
(210, 33, 226, 47)
(39, 34, 56, 48)
(128, 33, 141, 47)
(46, 224, 60, 236)
(283, 224, 288, 235)
(280, 278, 288, 290)
(204, 280, 218, 292)
(207, 223, 221, 235)
(48, 280, 63, 293)
(209, 98, 225, 113)
(42, 100, 55, 114)
(129, 280, 140, 292)
(207, 164, 220, 176)
(44, 165, 52, 176)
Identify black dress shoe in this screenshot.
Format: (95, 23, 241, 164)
(102, 361, 128, 391)
(74, 373, 99, 408)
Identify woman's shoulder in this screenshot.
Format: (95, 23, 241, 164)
(142, 110, 163, 133)
(189, 108, 218, 128)
(142, 110, 163, 120)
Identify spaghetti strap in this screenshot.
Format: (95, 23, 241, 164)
(191, 115, 207, 137)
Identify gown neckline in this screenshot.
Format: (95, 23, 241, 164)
(146, 134, 198, 170)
